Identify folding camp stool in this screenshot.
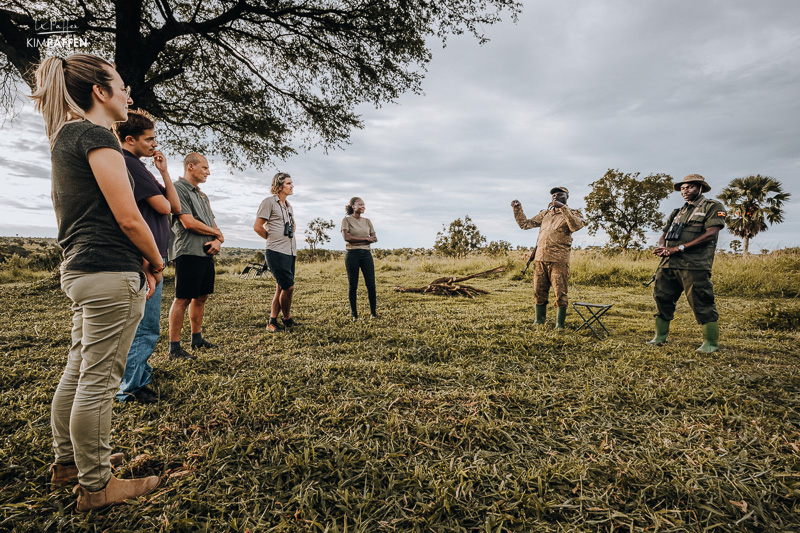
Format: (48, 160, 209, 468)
(571, 302, 613, 339)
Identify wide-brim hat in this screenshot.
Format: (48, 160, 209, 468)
(674, 174, 711, 193)
(549, 186, 569, 195)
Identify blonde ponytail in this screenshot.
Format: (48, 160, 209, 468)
(30, 53, 114, 149)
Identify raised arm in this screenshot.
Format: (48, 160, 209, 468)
(154, 151, 181, 214)
(511, 200, 545, 230)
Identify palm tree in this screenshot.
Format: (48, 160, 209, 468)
(717, 175, 791, 256)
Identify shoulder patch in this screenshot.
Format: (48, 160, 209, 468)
(716, 211, 726, 217)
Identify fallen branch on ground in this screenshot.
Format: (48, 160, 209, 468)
(393, 266, 505, 297)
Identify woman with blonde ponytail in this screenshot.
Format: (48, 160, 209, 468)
(31, 53, 162, 512)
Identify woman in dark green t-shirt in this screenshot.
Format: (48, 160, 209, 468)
(31, 53, 163, 512)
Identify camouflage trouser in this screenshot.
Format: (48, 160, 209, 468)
(534, 261, 570, 308)
(654, 268, 718, 324)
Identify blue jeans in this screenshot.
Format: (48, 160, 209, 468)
(116, 277, 162, 400)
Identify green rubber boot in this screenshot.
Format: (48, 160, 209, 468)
(647, 317, 670, 345)
(555, 307, 567, 330)
(535, 304, 547, 324)
(697, 321, 719, 353)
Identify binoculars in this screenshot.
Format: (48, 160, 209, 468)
(665, 221, 685, 240)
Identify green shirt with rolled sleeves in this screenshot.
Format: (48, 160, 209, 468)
(169, 178, 217, 260)
(659, 194, 726, 271)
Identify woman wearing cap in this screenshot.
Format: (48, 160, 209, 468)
(341, 197, 378, 320)
(31, 53, 162, 511)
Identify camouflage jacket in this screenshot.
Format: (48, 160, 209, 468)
(513, 204, 585, 263)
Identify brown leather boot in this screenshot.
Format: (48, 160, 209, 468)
(50, 453, 126, 487)
(74, 474, 160, 513)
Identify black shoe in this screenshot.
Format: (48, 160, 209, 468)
(191, 339, 215, 349)
(121, 387, 157, 404)
(141, 385, 168, 401)
(169, 347, 196, 360)
(282, 318, 300, 328)
(135, 387, 160, 403)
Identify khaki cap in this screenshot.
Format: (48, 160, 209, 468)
(674, 174, 711, 193)
(549, 186, 569, 195)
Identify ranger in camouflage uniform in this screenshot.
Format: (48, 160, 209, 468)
(649, 174, 726, 352)
(512, 186, 585, 329)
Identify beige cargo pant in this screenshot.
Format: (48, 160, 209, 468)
(52, 270, 145, 490)
(534, 261, 570, 308)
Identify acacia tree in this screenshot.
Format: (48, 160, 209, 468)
(717, 175, 791, 256)
(0, 0, 520, 168)
(434, 215, 485, 258)
(304, 217, 334, 259)
(584, 169, 673, 253)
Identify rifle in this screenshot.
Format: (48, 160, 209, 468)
(521, 246, 537, 274)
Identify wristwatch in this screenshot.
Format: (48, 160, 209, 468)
(677, 244, 685, 252)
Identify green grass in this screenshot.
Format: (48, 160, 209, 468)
(1, 253, 799, 531)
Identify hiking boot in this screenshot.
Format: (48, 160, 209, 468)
(120, 387, 158, 404)
(74, 475, 160, 513)
(266, 321, 284, 333)
(168, 347, 196, 360)
(51, 453, 125, 487)
(191, 339, 215, 350)
(282, 318, 300, 328)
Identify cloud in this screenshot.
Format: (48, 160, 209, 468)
(0, 0, 798, 251)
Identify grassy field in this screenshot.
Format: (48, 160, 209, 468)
(1, 251, 799, 532)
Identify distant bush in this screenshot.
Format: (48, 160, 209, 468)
(378, 262, 403, 272)
(297, 249, 344, 263)
(484, 240, 512, 257)
(28, 247, 62, 271)
(0, 253, 48, 283)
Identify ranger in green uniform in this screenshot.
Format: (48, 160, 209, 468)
(648, 174, 726, 352)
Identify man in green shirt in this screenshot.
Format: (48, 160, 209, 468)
(649, 174, 726, 352)
(168, 153, 223, 357)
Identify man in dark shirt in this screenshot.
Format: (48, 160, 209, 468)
(113, 111, 181, 403)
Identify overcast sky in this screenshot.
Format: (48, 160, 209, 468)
(1, 0, 798, 252)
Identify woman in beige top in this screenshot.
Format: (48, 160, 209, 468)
(341, 197, 377, 320)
